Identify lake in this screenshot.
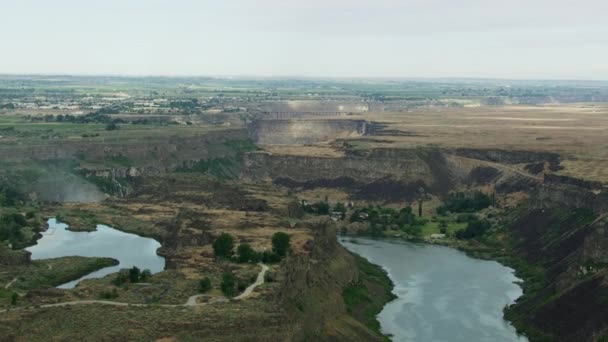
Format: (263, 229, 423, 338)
(340, 237, 527, 342)
(26, 218, 165, 289)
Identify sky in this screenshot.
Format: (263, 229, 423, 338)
(2, 0, 608, 79)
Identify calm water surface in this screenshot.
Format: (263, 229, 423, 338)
(340, 237, 527, 342)
(26, 218, 165, 289)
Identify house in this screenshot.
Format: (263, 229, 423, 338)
(430, 233, 446, 239)
(330, 212, 344, 221)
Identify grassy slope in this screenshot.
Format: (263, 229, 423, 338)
(342, 254, 396, 340)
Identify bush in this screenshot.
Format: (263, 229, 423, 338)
(140, 269, 152, 282)
(456, 219, 491, 239)
(271, 232, 291, 258)
(260, 250, 281, 263)
(213, 233, 234, 258)
(221, 272, 236, 297)
(0, 213, 27, 246)
(199, 277, 212, 293)
(112, 271, 129, 286)
(105, 122, 119, 131)
(439, 220, 448, 234)
(333, 202, 347, 213)
(99, 289, 118, 300)
(236, 243, 258, 263)
(301, 201, 330, 215)
(129, 266, 141, 283)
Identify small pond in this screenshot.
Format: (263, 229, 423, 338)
(26, 218, 165, 289)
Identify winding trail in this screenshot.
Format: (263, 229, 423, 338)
(1, 264, 268, 313)
(235, 263, 269, 300)
(4, 278, 17, 290)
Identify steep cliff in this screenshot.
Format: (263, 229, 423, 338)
(280, 222, 393, 341)
(505, 183, 608, 341)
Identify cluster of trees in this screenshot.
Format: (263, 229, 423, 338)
(0, 185, 23, 207)
(349, 206, 424, 237)
(301, 201, 330, 215)
(212, 232, 291, 264)
(436, 191, 492, 215)
(0, 213, 27, 247)
(301, 200, 348, 216)
(455, 217, 491, 240)
(112, 266, 152, 286)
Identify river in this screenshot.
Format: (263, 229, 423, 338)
(26, 218, 165, 289)
(340, 237, 527, 342)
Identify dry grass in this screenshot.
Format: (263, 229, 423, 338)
(329, 104, 608, 182)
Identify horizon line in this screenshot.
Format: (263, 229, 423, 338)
(0, 72, 607, 83)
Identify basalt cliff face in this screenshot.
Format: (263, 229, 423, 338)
(506, 183, 608, 341)
(279, 222, 389, 341)
(242, 146, 550, 201)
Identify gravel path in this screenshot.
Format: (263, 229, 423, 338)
(1, 264, 268, 313)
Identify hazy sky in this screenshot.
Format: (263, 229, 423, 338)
(2, 0, 608, 79)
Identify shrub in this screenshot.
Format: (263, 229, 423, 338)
(140, 269, 152, 282)
(221, 272, 236, 297)
(456, 219, 491, 239)
(129, 266, 141, 283)
(105, 122, 119, 131)
(236, 243, 258, 263)
(213, 233, 234, 258)
(271, 232, 291, 258)
(199, 277, 212, 293)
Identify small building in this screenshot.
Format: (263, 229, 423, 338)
(430, 233, 446, 240)
(330, 212, 344, 221)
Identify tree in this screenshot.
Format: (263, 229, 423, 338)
(105, 122, 119, 131)
(140, 269, 152, 281)
(456, 219, 491, 239)
(129, 266, 141, 283)
(237, 243, 257, 263)
(221, 272, 236, 297)
(271, 232, 291, 258)
(333, 202, 347, 213)
(213, 233, 234, 258)
(10, 292, 17, 306)
(199, 277, 212, 293)
(439, 220, 448, 234)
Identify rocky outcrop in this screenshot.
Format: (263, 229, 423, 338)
(280, 222, 386, 341)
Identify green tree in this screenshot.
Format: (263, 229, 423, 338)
(10, 292, 17, 306)
(140, 269, 152, 281)
(237, 243, 257, 263)
(129, 266, 141, 283)
(439, 220, 448, 234)
(271, 232, 291, 258)
(199, 277, 212, 293)
(333, 202, 347, 213)
(221, 272, 236, 297)
(105, 122, 119, 131)
(213, 233, 235, 258)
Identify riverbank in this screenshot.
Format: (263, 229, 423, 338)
(342, 253, 396, 340)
